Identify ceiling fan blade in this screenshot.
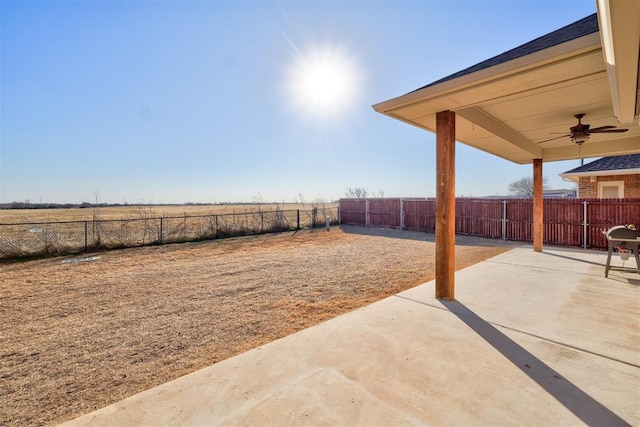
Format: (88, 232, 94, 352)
(588, 125, 616, 131)
(589, 128, 629, 133)
(537, 134, 569, 144)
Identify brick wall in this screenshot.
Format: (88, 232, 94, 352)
(578, 177, 594, 197)
(577, 174, 640, 198)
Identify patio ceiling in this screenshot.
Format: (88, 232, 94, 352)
(372, 1, 640, 165)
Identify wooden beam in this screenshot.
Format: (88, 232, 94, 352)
(542, 137, 640, 162)
(436, 110, 456, 300)
(533, 159, 543, 252)
(455, 106, 542, 157)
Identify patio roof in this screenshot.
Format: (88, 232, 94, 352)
(372, 1, 640, 165)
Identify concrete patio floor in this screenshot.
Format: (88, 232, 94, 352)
(61, 245, 640, 426)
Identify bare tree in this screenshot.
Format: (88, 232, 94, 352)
(252, 193, 264, 204)
(508, 176, 549, 196)
(344, 187, 368, 198)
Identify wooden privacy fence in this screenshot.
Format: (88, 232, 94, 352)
(339, 198, 640, 250)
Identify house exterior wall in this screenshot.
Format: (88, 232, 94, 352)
(577, 174, 640, 198)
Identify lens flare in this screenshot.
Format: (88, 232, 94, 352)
(285, 43, 362, 121)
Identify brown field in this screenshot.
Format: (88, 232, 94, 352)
(0, 203, 336, 223)
(0, 203, 339, 260)
(0, 226, 518, 426)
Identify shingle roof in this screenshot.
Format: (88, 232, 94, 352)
(411, 13, 599, 93)
(562, 154, 640, 174)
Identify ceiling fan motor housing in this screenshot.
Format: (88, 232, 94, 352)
(567, 113, 627, 145)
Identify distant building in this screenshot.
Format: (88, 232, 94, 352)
(559, 154, 640, 198)
(543, 189, 577, 199)
(484, 189, 576, 199)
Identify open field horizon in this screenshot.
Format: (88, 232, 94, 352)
(0, 203, 339, 224)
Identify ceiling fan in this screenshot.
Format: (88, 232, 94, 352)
(538, 113, 629, 145)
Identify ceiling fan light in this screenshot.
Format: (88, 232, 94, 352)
(571, 132, 589, 145)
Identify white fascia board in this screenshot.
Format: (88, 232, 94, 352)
(372, 32, 601, 116)
(596, 0, 640, 124)
(560, 167, 640, 182)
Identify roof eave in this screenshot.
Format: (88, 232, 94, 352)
(596, 0, 640, 125)
(559, 167, 640, 182)
(372, 32, 602, 117)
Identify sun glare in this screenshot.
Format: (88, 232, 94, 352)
(285, 44, 361, 121)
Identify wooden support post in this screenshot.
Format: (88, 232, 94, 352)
(436, 110, 456, 300)
(533, 158, 543, 252)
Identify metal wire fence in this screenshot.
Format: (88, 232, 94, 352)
(0, 207, 339, 260)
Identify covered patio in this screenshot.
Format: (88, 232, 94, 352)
(373, 0, 640, 300)
(60, 3, 639, 425)
(61, 244, 640, 426)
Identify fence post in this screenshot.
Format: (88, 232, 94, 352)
(400, 198, 404, 230)
(365, 199, 370, 227)
(260, 212, 264, 233)
(583, 200, 588, 249)
(501, 200, 507, 240)
(215, 215, 219, 239)
(84, 221, 88, 252)
(297, 209, 300, 230)
(183, 214, 187, 240)
(159, 217, 163, 244)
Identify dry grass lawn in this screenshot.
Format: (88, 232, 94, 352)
(0, 226, 517, 426)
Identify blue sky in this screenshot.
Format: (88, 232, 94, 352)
(1, 0, 597, 204)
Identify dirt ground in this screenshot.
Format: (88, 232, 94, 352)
(0, 226, 518, 426)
